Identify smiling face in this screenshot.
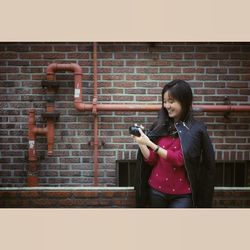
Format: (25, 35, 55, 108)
(163, 91, 183, 122)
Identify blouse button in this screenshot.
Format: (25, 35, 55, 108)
(173, 168, 176, 171)
(172, 189, 175, 192)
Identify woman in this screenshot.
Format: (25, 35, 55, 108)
(132, 79, 215, 208)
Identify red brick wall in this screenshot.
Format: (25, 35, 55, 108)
(0, 187, 135, 208)
(1, 188, 249, 208)
(213, 189, 250, 208)
(0, 42, 250, 187)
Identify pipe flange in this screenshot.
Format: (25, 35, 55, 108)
(88, 140, 105, 148)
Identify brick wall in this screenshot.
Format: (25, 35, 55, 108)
(0, 42, 250, 187)
(1, 188, 250, 208)
(213, 188, 250, 208)
(0, 187, 135, 208)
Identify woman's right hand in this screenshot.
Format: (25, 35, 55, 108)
(133, 128, 151, 146)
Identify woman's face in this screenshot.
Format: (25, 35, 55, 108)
(163, 91, 182, 122)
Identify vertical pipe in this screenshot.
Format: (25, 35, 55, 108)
(93, 42, 99, 186)
(93, 114, 98, 186)
(93, 42, 98, 101)
(47, 119, 54, 156)
(46, 90, 55, 156)
(28, 109, 38, 186)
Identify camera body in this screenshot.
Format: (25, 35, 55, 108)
(129, 125, 144, 137)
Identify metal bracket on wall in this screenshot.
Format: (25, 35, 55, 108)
(88, 140, 105, 148)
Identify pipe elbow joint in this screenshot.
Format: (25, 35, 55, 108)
(46, 63, 58, 75)
(71, 63, 82, 75)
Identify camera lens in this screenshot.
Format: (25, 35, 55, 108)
(129, 126, 141, 137)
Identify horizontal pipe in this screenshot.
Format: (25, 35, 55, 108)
(75, 103, 250, 113)
(46, 63, 250, 113)
(193, 105, 250, 112)
(47, 63, 82, 75)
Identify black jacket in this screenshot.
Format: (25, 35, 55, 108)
(134, 116, 216, 208)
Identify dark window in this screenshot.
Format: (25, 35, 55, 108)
(215, 161, 249, 187)
(117, 160, 137, 187)
(117, 160, 250, 187)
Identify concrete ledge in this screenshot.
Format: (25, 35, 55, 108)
(215, 187, 250, 191)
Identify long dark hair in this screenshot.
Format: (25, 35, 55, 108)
(148, 79, 193, 139)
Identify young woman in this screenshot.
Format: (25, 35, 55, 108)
(132, 79, 215, 208)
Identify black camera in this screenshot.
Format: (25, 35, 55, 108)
(129, 125, 144, 137)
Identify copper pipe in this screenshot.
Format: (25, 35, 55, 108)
(46, 63, 83, 104)
(45, 99, 56, 156)
(93, 42, 99, 186)
(45, 63, 250, 114)
(27, 174, 38, 187)
(93, 114, 99, 185)
(28, 109, 50, 187)
(75, 103, 250, 112)
(45, 59, 100, 185)
(28, 109, 38, 187)
(93, 42, 98, 109)
(28, 107, 56, 156)
(28, 109, 38, 161)
(193, 105, 250, 112)
(33, 127, 48, 135)
(27, 85, 58, 186)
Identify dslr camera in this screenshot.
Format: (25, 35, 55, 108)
(129, 124, 144, 137)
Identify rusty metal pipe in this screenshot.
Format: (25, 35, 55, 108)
(28, 109, 38, 161)
(45, 101, 56, 156)
(75, 103, 250, 112)
(32, 127, 47, 134)
(27, 86, 58, 186)
(47, 120, 54, 156)
(47, 63, 82, 76)
(28, 109, 38, 186)
(193, 105, 250, 112)
(46, 63, 83, 104)
(93, 114, 99, 185)
(93, 42, 99, 186)
(46, 64, 250, 114)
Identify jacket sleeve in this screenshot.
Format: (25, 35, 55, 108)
(196, 125, 216, 208)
